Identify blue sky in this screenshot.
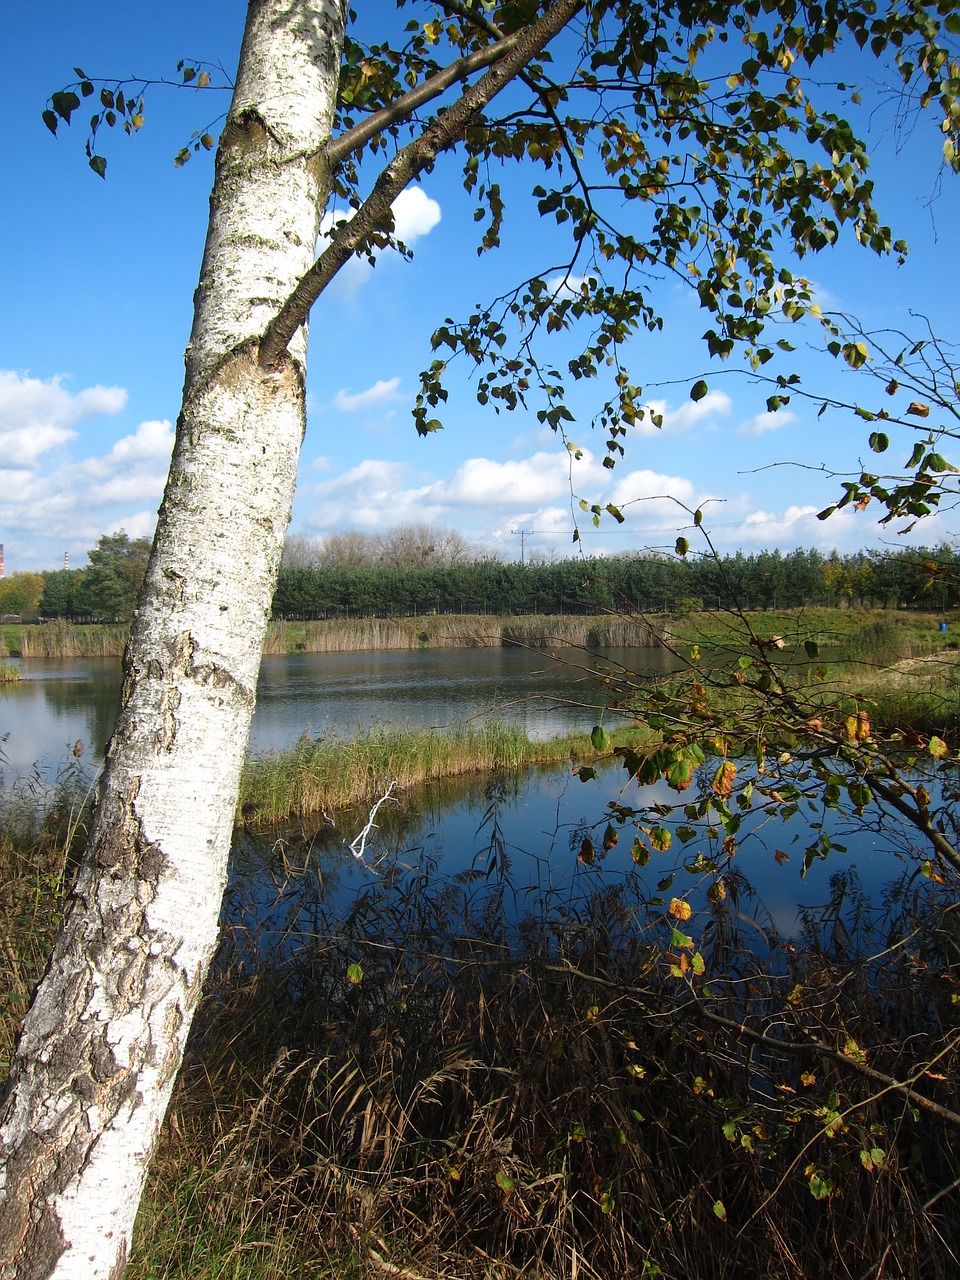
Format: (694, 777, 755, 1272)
(2, 2, 958, 574)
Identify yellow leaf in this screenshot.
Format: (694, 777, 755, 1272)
(712, 761, 737, 798)
(669, 897, 692, 921)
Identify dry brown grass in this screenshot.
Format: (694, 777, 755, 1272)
(131, 833, 960, 1280)
(263, 614, 661, 655)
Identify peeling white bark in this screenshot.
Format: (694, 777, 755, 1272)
(0, 4, 346, 1277)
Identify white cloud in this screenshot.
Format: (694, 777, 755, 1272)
(333, 378, 403, 413)
(301, 446, 599, 537)
(429, 450, 600, 508)
(0, 415, 173, 569)
(391, 185, 442, 242)
(547, 272, 598, 299)
(737, 408, 800, 437)
(635, 389, 732, 436)
(720, 502, 861, 550)
(81, 420, 175, 476)
(0, 370, 128, 468)
(318, 184, 442, 296)
(1, 425, 77, 468)
(608, 467, 701, 511)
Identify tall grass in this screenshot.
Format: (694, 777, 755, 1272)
(0, 749, 92, 1083)
(239, 721, 650, 824)
(10, 620, 129, 658)
(0, 664, 20, 684)
(127, 834, 960, 1280)
(264, 613, 661, 655)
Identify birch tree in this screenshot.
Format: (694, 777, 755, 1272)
(1, 1, 958, 1277)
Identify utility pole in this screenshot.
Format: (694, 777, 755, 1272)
(511, 528, 535, 565)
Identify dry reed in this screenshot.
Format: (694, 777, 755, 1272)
(11, 620, 129, 658)
(131, 836, 960, 1280)
(263, 614, 661, 655)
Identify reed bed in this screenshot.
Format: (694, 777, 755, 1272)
(0, 663, 20, 684)
(9, 619, 129, 658)
(0, 753, 92, 1082)
(264, 613, 661, 655)
(129, 837, 960, 1280)
(239, 721, 649, 825)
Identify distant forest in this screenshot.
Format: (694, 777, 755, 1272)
(271, 546, 958, 618)
(18, 532, 958, 624)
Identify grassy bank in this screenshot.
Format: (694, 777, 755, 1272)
(2, 613, 660, 659)
(239, 720, 650, 825)
(663, 608, 960, 736)
(8, 607, 951, 662)
(669, 605, 956, 656)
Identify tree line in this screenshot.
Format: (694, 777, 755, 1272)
(21, 530, 959, 622)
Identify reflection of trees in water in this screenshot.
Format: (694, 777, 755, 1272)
(13, 663, 122, 768)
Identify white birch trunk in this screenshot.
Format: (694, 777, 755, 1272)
(0, 4, 346, 1277)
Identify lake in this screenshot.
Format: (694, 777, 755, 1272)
(0, 646, 945, 949)
(0, 645, 677, 775)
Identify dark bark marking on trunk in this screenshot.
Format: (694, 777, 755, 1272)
(0, 1197, 67, 1280)
(220, 109, 269, 156)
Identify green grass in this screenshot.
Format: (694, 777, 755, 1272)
(669, 605, 956, 655)
(0, 663, 20, 684)
(239, 720, 651, 825)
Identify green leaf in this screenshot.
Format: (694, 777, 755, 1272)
(803, 639, 820, 658)
(51, 90, 81, 123)
(591, 725, 611, 752)
(42, 109, 58, 135)
(690, 379, 709, 402)
(650, 826, 672, 852)
(88, 154, 107, 179)
(868, 431, 889, 453)
(496, 1170, 515, 1194)
(631, 839, 650, 866)
(842, 341, 869, 369)
(713, 1199, 727, 1222)
(929, 736, 949, 760)
(346, 962, 363, 985)
(675, 536, 689, 557)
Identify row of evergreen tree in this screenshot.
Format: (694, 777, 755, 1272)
(26, 539, 959, 623)
(273, 545, 957, 618)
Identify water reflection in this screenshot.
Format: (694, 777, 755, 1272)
(1, 645, 674, 775)
(225, 759, 946, 975)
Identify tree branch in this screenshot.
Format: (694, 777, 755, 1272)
(259, 0, 585, 368)
(324, 29, 526, 168)
(694, 1006, 960, 1129)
